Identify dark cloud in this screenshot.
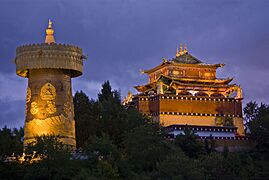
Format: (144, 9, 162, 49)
(0, 0, 269, 127)
(0, 100, 25, 128)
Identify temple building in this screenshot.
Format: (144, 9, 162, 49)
(15, 20, 86, 148)
(125, 44, 248, 144)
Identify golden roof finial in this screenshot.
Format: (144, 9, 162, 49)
(176, 46, 180, 57)
(183, 43, 188, 54)
(48, 19, 53, 28)
(179, 43, 184, 55)
(45, 19, 55, 44)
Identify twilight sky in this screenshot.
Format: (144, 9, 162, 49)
(0, 0, 269, 128)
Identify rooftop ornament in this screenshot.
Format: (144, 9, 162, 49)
(176, 43, 188, 57)
(45, 19, 55, 44)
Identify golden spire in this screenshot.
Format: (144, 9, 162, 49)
(176, 46, 180, 57)
(45, 19, 55, 44)
(179, 43, 184, 55)
(183, 44, 188, 54)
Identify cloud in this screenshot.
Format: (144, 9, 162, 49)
(73, 78, 103, 99)
(1, 0, 269, 128)
(0, 73, 26, 128)
(0, 100, 25, 128)
(0, 73, 27, 102)
(73, 77, 124, 99)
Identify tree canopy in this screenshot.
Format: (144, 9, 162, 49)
(0, 82, 269, 179)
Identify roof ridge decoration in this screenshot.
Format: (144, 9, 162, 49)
(45, 19, 56, 44)
(176, 43, 188, 57)
(174, 43, 202, 64)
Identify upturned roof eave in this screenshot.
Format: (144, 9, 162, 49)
(141, 61, 171, 74)
(171, 81, 237, 88)
(141, 61, 225, 74)
(134, 75, 234, 93)
(158, 74, 233, 84)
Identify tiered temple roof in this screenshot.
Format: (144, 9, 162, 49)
(135, 75, 234, 92)
(134, 45, 242, 98)
(141, 59, 224, 74)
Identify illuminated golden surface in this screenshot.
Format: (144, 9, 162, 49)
(15, 21, 85, 149)
(233, 117, 245, 135)
(176, 43, 188, 57)
(45, 19, 55, 44)
(23, 68, 76, 147)
(26, 88, 31, 103)
(47, 101, 56, 114)
(30, 102, 38, 115)
(132, 46, 245, 137)
(40, 83, 56, 101)
(24, 114, 76, 146)
(15, 43, 84, 78)
(158, 115, 244, 135)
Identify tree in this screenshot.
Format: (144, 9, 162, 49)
(244, 101, 259, 123)
(25, 135, 71, 161)
(248, 103, 269, 150)
(23, 135, 76, 179)
(83, 135, 121, 165)
(243, 102, 269, 150)
(123, 123, 175, 173)
(0, 161, 25, 180)
(125, 107, 146, 130)
(0, 127, 23, 160)
(74, 81, 148, 149)
(175, 127, 204, 158)
(0, 127, 24, 179)
(74, 91, 99, 148)
(244, 101, 259, 133)
(157, 152, 203, 179)
(97, 81, 128, 146)
(98, 81, 116, 103)
(199, 152, 256, 179)
(72, 135, 122, 180)
(204, 135, 215, 155)
(73, 161, 120, 180)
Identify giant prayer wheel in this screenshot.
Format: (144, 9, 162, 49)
(15, 20, 85, 147)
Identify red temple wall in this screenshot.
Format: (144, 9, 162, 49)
(135, 95, 242, 117)
(134, 95, 244, 135)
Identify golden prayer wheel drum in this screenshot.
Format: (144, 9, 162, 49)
(15, 43, 84, 148)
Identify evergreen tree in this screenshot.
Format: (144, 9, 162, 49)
(248, 103, 269, 150)
(0, 126, 23, 160)
(98, 81, 114, 103)
(244, 101, 259, 133)
(157, 152, 203, 179)
(74, 81, 145, 148)
(204, 135, 215, 155)
(124, 123, 174, 173)
(23, 135, 82, 180)
(244, 101, 259, 123)
(4, 85, 269, 179)
(0, 127, 24, 179)
(175, 127, 204, 158)
(83, 135, 121, 165)
(74, 91, 99, 148)
(97, 81, 128, 146)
